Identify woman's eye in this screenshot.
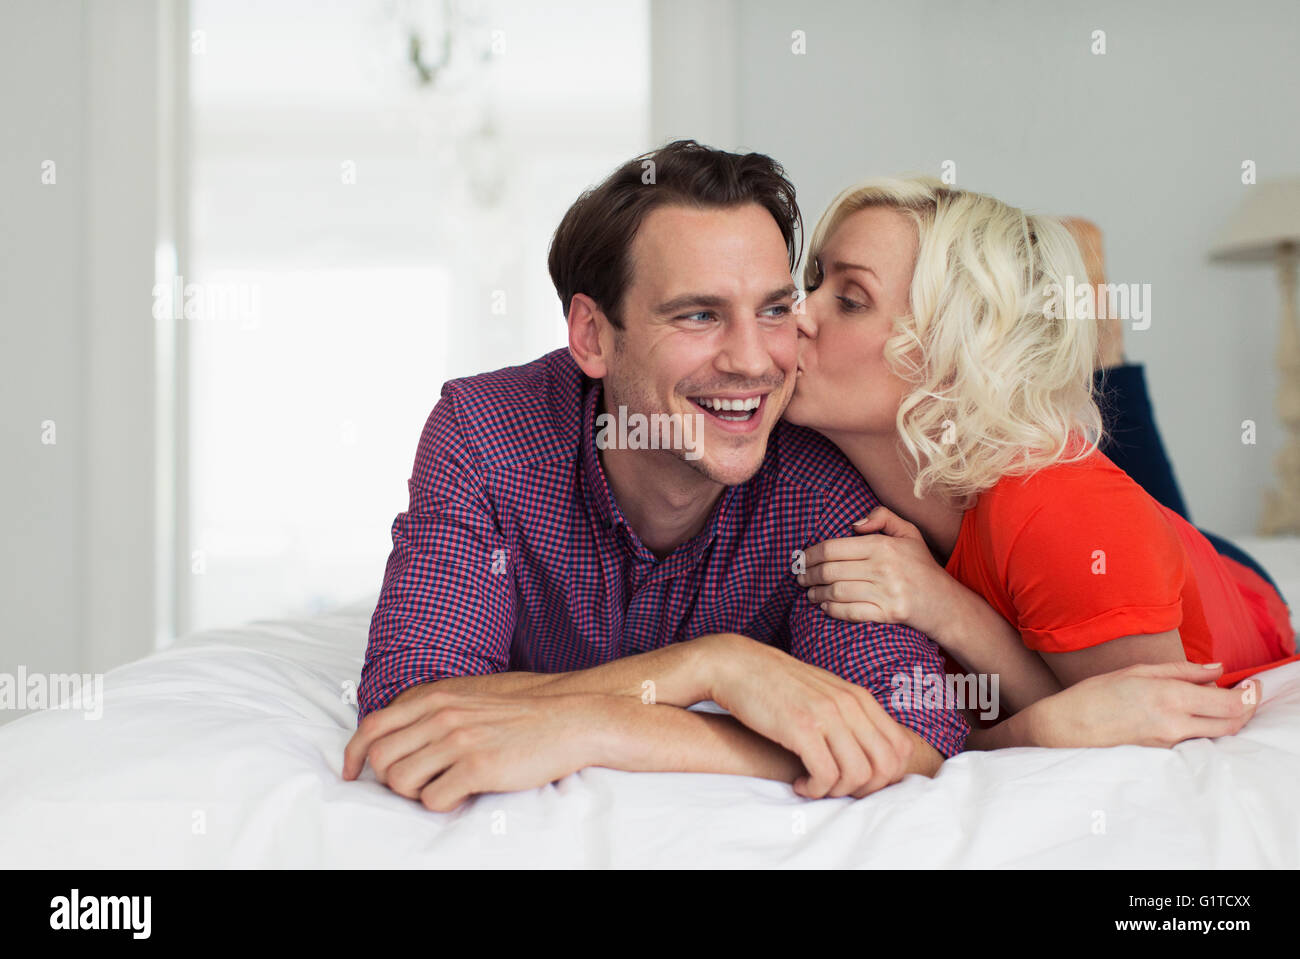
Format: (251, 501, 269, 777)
(837, 295, 868, 313)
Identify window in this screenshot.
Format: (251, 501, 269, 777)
(184, 0, 649, 634)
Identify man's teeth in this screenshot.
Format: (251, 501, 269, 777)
(691, 396, 761, 412)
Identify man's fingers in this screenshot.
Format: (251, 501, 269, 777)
(385, 741, 458, 799)
(343, 688, 464, 779)
(364, 714, 456, 785)
(821, 721, 873, 799)
(419, 762, 478, 813)
(790, 729, 841, 799)
(835, 699, 899, 797)
(343, 699, 433, 779)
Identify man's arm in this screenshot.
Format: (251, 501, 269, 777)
(346, 685, 809, 811)
(356, 631, 940, 810)
(390, 632, 717, 706)
(358, 389, 518, 718)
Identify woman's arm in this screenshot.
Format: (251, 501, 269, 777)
(931, 577, 1063, 714)
(965, 661, 1261, 750)
(799, 506, 1063, 715)
(1039, 630, 1186, 686)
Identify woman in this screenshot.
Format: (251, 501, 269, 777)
(787, 177, 1297, 748)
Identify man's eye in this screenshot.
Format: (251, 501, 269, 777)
(681, 311, 715, 323)
(762, 304, 791, 318)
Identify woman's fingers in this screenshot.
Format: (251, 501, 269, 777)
(799, 559, 874, 588)
(804, 577, 890, 622)
(802, 535, 876, 568)
(1175, 679, 1261, 719)
(1165, 715, 1255, 745)
(819, 599, 888, 624)
(1187, 717, 1255, 741)
(852, 505, 923, 541)
(1131, 660, 1225, 685)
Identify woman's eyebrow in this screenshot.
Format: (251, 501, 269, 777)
(829, 260, 881, 285)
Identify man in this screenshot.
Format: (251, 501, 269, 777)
(342, 140, 968, 812)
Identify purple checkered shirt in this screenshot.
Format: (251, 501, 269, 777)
(359, 349, 968, 757)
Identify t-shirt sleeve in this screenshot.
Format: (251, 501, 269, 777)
(994, 465, 1187, 653)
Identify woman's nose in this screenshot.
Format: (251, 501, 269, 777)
(795, 288, 819, 339)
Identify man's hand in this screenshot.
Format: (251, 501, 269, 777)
(342, 687, 615, 812)
(701, 632, 923, 799)
(1004, 661, 1262, 749)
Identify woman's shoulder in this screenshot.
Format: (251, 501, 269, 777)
(972, 442, 1178, 556)
(979, 442, 1133, 516)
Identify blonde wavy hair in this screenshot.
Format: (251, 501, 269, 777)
(804, 176, 1106, 508)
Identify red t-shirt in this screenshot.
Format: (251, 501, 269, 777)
(944, 446, 1297, 685)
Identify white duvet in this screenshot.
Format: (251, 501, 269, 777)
(3, 537, 1298, 868)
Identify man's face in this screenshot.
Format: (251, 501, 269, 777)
(602, 203, 798, 487)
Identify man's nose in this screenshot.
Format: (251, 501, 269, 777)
(718, 316, 775, 378)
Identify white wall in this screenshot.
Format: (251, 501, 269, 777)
(653, 0, 1300, 535)
(0, 0, 176, 722)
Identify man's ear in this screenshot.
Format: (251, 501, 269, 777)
(567, 293, 613, 379)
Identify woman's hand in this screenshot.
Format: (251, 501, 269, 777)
(798, 505, 960, 641)
(1019, 661, 1262, 749)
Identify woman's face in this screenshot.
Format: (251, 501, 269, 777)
(785, 205, 918, 440)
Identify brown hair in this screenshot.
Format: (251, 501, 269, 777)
(547, 139, 802, 329)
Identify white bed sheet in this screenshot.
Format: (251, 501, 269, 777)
(2, 537, 1298, 868)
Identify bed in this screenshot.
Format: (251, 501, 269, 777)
(3, 536, 1298, 868)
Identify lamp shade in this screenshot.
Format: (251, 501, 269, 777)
(1209, 177, 1300, 263)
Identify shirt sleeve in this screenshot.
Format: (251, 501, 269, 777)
(787, 509, 970, 759)
(357, 386, 516, 720)
(997, 468, 1186, 653)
